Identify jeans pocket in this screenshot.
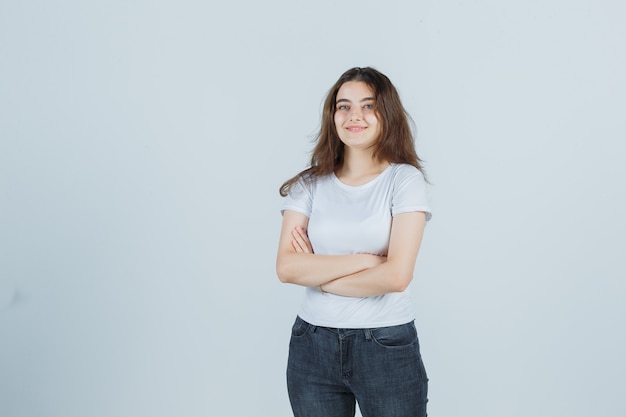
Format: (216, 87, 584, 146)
(370, 321, 418, 348)
(291, 316, 310, 338)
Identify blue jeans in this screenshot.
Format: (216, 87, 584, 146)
(287, 316, 428, 417)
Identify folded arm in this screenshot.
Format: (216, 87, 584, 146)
(320, 211, 427, 297)
(275, 210, 385, 287)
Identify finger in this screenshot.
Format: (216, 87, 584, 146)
(291, 239, 303, 253)
(292, 226, 305, 238)
(300, 234, 314, 253)
(294, 227, 313, 251)
(291, 228, 307, 245)
(291, 227, 314, 254)
(292, 235, 309, 254)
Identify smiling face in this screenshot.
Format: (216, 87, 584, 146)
(334, 81, 381, 152)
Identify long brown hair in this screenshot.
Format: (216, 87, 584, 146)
(280, 67, 425, 196)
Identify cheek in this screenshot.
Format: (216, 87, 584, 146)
(369, 117, 382, 139)
(334, 115, 345, 134)
(366, 114, 380, 128)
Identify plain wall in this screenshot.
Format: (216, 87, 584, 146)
(1, 1, 625, 416)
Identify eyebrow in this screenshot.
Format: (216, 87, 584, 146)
(336, 97, 375, 104)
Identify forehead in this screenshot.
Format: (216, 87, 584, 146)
(336, 81, 375, 100)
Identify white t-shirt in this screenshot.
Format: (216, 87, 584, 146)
(281, 163, 432, 328)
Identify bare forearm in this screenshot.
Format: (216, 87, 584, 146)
(323, 213, 426, 298)
(276, 252, 382, 287)
(321, 261, 414, 297)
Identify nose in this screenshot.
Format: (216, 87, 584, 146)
(349, 107, 362, 121)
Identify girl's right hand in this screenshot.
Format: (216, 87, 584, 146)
(291, 226, 314, 254)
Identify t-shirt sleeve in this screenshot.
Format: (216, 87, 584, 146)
(281, 177, 313, 217)
(391, 166, 432, 221)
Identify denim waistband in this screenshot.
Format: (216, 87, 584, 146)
(310, 324, 373, 340)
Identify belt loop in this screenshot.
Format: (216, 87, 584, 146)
(311, 325, 318, 333)
(363, 328, 372, 341)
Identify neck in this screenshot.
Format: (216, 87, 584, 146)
(336, 149, 389, 183)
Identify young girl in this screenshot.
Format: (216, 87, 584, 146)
(277, 67, 431, 417)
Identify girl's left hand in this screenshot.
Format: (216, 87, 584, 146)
(291, 226, 314, 254)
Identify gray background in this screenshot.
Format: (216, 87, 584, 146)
(1, 1, 624, 416)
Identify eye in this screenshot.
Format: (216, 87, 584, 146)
(363, 103, 375, 110)
(337, 104, 349, 111)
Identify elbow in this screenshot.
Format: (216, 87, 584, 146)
(384, 259, 415, 292)
(276, 260, 293, 284)
(389, 270, 413, 293)
(276, 252, 305, 284)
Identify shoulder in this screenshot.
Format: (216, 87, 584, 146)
(387, 164, 432, 219)
(289, 172, 332, 197)
(389, 163, 426, 183)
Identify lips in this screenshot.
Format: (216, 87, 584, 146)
(346, 126, 366, 132)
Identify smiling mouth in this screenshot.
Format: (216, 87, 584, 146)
(346, 126, 366, 132)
